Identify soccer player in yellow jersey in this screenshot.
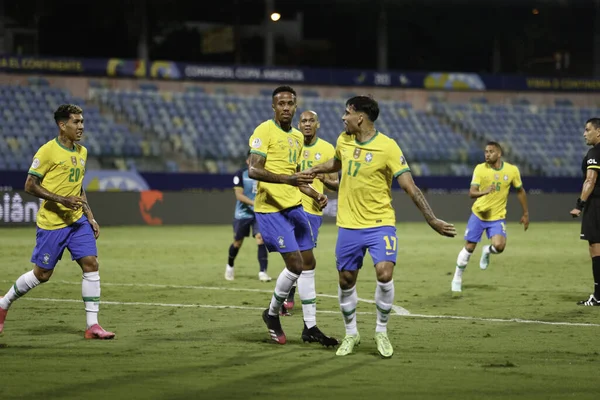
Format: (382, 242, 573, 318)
(248, 86, 337, 346)
(451, 141, 529, 294)
(281, 110, 338, 315)
(0, 104, 114, 340)
(304, 96, 456, 358)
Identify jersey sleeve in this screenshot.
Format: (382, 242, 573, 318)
(233, 170, 244, 189)
(387, 141, 411, 178)
(28, 146, 51, 179)
(470, 165, 482, 187)
(512, 166, 523, 189)
(248, 125, 270, 159)
(586, 147, 600, 171)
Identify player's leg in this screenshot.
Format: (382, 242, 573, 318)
(578, 204, 600, 305)
(255, 211, 303, 344)
(335, 227, 365, 356)
(453, 214, 485, 292)
(254, 219, 271, 282)
(285, 213, 321, 313)
(480, 220, 507, 270)
(226, 219, 250, 280)
(291, 207, 337, 346)
(0, 226, 67, 333)
(368, 226, 398, 358)
(69, 217, 114, 339)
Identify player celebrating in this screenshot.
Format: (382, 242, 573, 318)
(225, 151, 271, 282)
(0, 104, 114, 339)
(304, 96, 456, 358)
(281, 110, 338, 315)
(570, 118, 600, 306)
(451, 141, 529, 293)
(248, 86, 337, 346)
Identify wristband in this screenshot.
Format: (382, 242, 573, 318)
(576, 198, 586, 211)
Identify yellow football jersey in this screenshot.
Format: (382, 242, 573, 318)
(470, 161, 523, 221)
(334, 131, 410, 229)
(28, 138, 88, 230)
(298, 138, 336, 216)
(248, 119, 304, 213)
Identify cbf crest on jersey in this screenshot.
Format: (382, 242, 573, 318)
(71, 156, 77, 166)
(365, 152, 373, 163)
(494, 173, 500, 180)
(303, 150, 310, 159)
(353, 148, 361, 159)
(277, 236, 286, 248)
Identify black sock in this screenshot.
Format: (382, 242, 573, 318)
(258, 245, 268, 272)
(228, 244, 240, 267)
(593, 256, 600, 298)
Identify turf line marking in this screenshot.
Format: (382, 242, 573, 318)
(19, 297, 600, 327)
(53, 280, 411, 315)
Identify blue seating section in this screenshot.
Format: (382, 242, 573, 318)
(0, 85, 142, 171)
(94, 89, 482, 175)
(433, 102, 598, 177)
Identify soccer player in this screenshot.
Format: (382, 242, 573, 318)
(451, 141, 529, 293)
(304, 96, 456, 358)
(0, 104, 114, 339)
(225, 151, 271, 282)
(281, 110, 337, 315)
(570, 118, 600, 306)
(248, 86, 338, 346)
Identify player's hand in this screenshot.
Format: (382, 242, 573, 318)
(428, 218, 457, 237)
(90, 218, 100, 239)
(570, 208, 581, 218)
(520, 214, 529, 231)
(482, 185, 496, 195)
(61, 195, 84, 210)
(316, 193, 328, 210)
(289, 172, 314, 186)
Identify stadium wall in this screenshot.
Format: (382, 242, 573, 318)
(0, 190, 577, 227)
(1, 73, 600, 109)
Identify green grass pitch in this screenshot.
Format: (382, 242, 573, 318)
(0, 222, 598, 399)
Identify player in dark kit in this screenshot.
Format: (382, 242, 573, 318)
(570, 118, 600, 306)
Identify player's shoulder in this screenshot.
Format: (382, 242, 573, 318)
(336, 132, 352, 145)
(587, 145, 600, 158)
(290, 127, 303, 141)
(473, 162, 488, 172)
(75, 142, 87, 155)
(503, 161, 520, 173)
(253, 119, 273, 133)
(316, 137, 335, 151)
(375, 131, 401, 148)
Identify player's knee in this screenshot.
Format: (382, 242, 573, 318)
(493, 242, 506, 253)
(33, 266, 53, 282)
(81, 257, 99, 272)
(255, 234, 264, 245)
(338, 273, 356, 289)
(465, 242, 477, 252)
(233, 240, 243, 248)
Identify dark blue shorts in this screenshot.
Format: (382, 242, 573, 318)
(31, 215, 98, 270)
(255, 205, 315, 253)
(335, 226, 397, 271)
(464, 213, 506, 243)
(233, 217, 259, 240)
(306, 213, 323, 245)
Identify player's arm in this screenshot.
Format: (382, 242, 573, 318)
(516, 187, 529, 230)
(80, 188, 100, 239)
(299, 185, 328, 210)
(248, 153, 313, 186)
(469, 184, 495, 199)
(318, 172, 339, 191)
(304, 157, 342, 175)
(571, 168, 598, 217)
(397, 171, 456, 237)
(24, 174, 83, 210)
(234, 187, 254, 206)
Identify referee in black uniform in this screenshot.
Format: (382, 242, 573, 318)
(570, 118, 600, 306)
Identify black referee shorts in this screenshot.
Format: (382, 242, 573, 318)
(581, 198, 600, 244)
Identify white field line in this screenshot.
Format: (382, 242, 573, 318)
(3, 280, 599, 327)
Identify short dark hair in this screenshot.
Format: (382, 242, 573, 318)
(586, 118, 600, 130)
(486, 141, 503, 154)
(54, 104, 83, 126)
(346, 95, 379, 122)
(272, 86, 297, 99)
